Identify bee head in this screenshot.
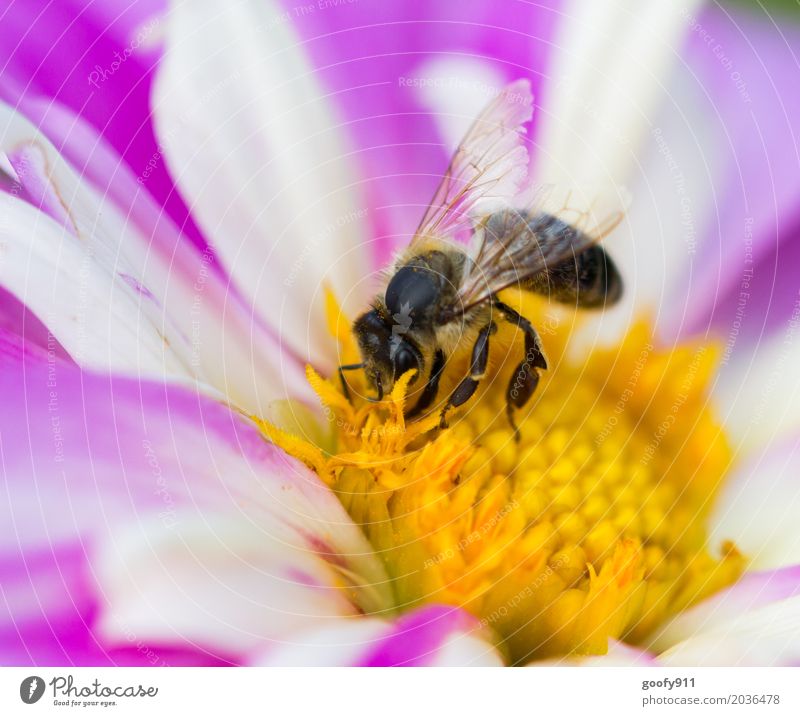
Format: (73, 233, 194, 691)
(353, 307, 422, 399)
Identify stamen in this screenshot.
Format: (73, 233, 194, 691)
(260, 289, 744, 663)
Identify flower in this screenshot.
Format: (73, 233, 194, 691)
(2, 0, 800, 667)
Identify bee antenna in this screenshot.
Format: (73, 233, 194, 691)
(337, 362, 365, 404)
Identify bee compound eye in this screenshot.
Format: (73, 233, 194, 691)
(393, 345, 418, 377)
(385, 265, 439, 318)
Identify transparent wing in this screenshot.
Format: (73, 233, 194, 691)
(413, 79, 534, 244)
(456, 185, 630, 312)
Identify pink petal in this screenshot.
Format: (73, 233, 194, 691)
(360, 604, 500, 667)
(280, 0, 562, 266)
(0, 101, 310, 412)
(253, 604, 503, 666)
(0, 541, 234, 666)
(647, 565, 800, 666)
(0, 303, 72, 368)
(153, 0, 372, 372)
(663, 6, 800, 341)
(710, 436, 800, 569)
(0, 358, 390, 663)
(0, 0, 206, 248)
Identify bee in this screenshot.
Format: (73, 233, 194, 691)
(341, 79, 625, 433)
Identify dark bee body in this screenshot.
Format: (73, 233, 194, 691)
(340, 80, 626, 433)
(516, 213, 623, 308)
(347, 209, 623, 431)
(349, 244, 465, 404)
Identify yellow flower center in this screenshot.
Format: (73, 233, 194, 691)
(258, 289, 744, 664)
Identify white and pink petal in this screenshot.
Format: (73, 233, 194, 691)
(154, 0, 371, 371)
(530, 639, 657, 667)
(0, 357, 391, 663)
(646, 565, 800, 666)
(674, 7, 800, 342)
(710, 436, 800, 569)
(274, 0, 563, 266)
(253, 604, 503, 667)
(0, 0, 207, 246)
(714, 329, 800, 454)
(0, 101, 311, 413)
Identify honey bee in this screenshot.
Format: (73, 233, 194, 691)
(341, 79, 625, 433)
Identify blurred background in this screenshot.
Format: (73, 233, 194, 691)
(1, 0, 797, 349)
(1, 0, 799, 669)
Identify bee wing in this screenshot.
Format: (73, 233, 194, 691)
(412, 79, 534, 245)
(457, 185, 630, 311)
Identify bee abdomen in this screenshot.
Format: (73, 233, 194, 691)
(522, 227, 623, 308)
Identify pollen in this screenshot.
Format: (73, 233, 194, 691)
(257, 288, 744, 664)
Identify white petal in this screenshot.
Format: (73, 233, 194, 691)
(655, 595, 800, 666)
(619, 70, 724, 334)
(428, 630, 505, 666)
(252, 605, 503, 666)
(413, 56, 510, 155)
(709, 438, 800, 569)
(0, 104, 199, 379)
(154, 0, 370, 369)
(530, 639, 657, 666)
(0, 193, 193, 379)
(714, 327, 800, 454)
(95, 513, 364, 655)
(252, 619, 391, 666)
(646, 566, 800, 666)
(0, 100, 311, 413)
(2, 367, 395, 654)
(534, 0, 704, 342)
(536, 0, 704, 187)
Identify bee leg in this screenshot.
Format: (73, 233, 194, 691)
(338, 363, 365, 404)
(495, 302, 547, 439)
(439, 322, 495, 429)
(407, 349, 445, 419)
(505, 363, 541, 439)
